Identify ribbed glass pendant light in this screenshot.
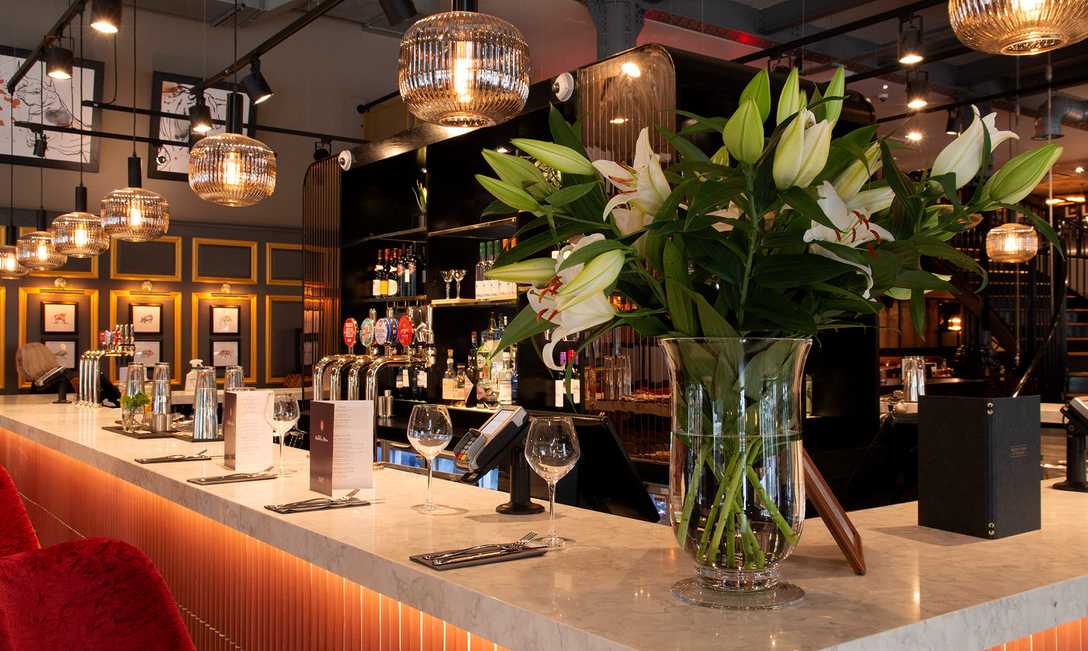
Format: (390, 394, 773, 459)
(3, 47, 26, 279)
(398, 0, 530, 127)
(188, 0, 276, 207)
(17, 228, 67, 271)
(100, 0, 169, 242)
(950, 0, 1088, 55)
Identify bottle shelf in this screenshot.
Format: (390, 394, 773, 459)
(354, 294, 430, 305)
(431, 295, 519, 308)
(427, 217, 517, 240)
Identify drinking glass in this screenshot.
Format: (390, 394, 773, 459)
(224, 365, 245, 391)
(524, 416, 581, 549)
(266, 393, 300, 475)
(407, 404, 453, 512)
(452, 269, 466, 299)
(440, 270, 454, 299)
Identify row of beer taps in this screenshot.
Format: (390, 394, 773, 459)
(312, 306, 437, 403)
(77, 324, 136, 406)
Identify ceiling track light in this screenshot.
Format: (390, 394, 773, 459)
(945, 108, 961, 135)
(898, 15, 924, 65)
(906, 69, 929, 110)
(189, 96, 213, 135)
(241, 59, 273, 105)
(45, 43, 73, 80)
(90, 0, 122, 34)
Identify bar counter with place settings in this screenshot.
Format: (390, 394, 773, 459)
(0, 394, 1086, 651)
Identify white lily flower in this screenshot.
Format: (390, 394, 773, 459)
(848, 187, 895, 215)
(931, 106, 1019, 189)
(592, 128, 671, 226)
(527, 234, 618, 370)
(803, 182, 895, 298)
(773, 116, 832, 190)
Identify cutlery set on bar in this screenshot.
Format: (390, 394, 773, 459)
(265, 489, 369, 514)
(410, 532, 548, 570)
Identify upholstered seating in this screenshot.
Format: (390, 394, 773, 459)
(0, 538, 195, 651)
(0, 467, 38, 558)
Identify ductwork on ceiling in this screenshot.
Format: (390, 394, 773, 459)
(1034, 94, 1088, 139)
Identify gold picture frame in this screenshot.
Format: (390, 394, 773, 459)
(264, 294, 302, 385)
(191, 291, 257, 384)
(18, 226, 99, 279)
(265, 242, 302, 287)
(108, 290, 183, 385)
(192, 237, 258, 284)
(18, 287, 98, 389)
(109, 235, 183, 281)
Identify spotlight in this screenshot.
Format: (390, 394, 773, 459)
(32, 132, 47, 158)
(377, 0, 418, 25)
(241, 60, 273, 105)
(189, 97, 213, 135)
(906, 129, 924, 143)
(1045, 197, 1067, 205)
(898, 15, 924, 65)
(90, 0, 122, 34)
(906, 69, 929, 110)
(495, 146, 510, 154)
(609, 117, 628, 125)
(945, 108, 960, 136)
(1067, 194, 1086, 203)
(1077, 165, 1085, 174)
(45, 46, 73, 80)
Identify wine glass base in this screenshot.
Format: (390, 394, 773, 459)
(671, 578, 804, 610)
(538, 534, 569, 550)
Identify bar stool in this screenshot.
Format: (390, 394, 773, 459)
(0, 538, 195, 651)
(0, 466, 38, 558)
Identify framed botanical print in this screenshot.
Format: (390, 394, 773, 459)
(211, 340, 239, 367)
(43, 339, 77, 370)
(211, 305, 240, 335)
(130, 304, 162, 334)
(133, 340, 161, 365)
(42, 302, 77, 333)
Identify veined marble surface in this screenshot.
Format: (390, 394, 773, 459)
(1, 395, 1086, 651)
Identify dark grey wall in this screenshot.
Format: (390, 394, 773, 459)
(3, 212, 301, 392)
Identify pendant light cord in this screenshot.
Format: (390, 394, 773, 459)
(39, 66, 44, 220)
(77, 7, 84, 187)
(8, 43, 14, 239)
(131, 0, 137, 156)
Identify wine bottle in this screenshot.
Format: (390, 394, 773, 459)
(373, 250, 384, 297)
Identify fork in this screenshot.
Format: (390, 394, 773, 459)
(274, 488, 361, 510)
(421, 531, 539, 562)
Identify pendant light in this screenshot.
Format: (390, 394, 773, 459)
(398, 0, 530, 127)
(986, 222, 1039, 262)
(15, 72, 65, 272)
(950, 0, 1088, 55)
(90, 0, 122, 35)
(188, 0, 276, 207)
(100, 1, 169, 242)
(2, 71, 26, 280)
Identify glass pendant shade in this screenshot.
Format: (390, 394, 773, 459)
(398, 10, 530, 128)
(102, 156, 170, 242)
(16, 231, 67, 271)
(986, 223, 1039, 262)
(188, 132, 277, 207)
(52, 212, 108, 258)
(0, 246, 27, 279)
(950, 0, 1088, 55)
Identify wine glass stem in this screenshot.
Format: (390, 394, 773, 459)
(445, 283, 451, 299)
(426, 461, 433, 509)
(455, 281, 462, 299)
(278, 429, 285, 472)
(548, 481, 557, 540)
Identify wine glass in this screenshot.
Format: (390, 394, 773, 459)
(440, 270, 454, 299)
(525, 416, 581, 549)
(407, 404, 453, 512)
(452, 269, 466, 299)
(266, 393, 300, 475)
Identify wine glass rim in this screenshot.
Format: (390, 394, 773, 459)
(530, 415, 574, 424)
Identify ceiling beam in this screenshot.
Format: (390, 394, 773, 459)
(759, 0, 878, 36)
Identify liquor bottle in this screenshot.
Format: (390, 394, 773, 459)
(570, 352, 582, 405)
(554, 351, 568, 408)
(406, 245, 418, 296)
(455, 364, 468, 407)
(385, 249, 399, 297)
(497, 351, 514, 405)
(385, 307, 398, 350)
(373, 250, 385, 297)
(397, 248, 408, 296)
(441, 349, 457, 403)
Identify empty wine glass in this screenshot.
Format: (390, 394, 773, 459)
(440, 270, 454, 299)
(266, 393, 300, 475)
(524, 416, 581, 549)
(407, 404, 453, 512)
(452, 269, 466, 299)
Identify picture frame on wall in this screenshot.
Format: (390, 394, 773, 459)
(43, 339, 77, 370)
(41, 303, 78, 334)
(211, 305, 240, 335)
(211, 340, 239, 367)
(133, 340, 161, 365)
(130, 304, 163, 334)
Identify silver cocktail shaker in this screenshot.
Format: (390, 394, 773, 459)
(192, 367, 219, 441)
(901, 356, 926, 402)
(150, 363, 172, 433)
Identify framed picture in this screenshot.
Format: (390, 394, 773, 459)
(211, 305, 240, 335)
(147, 71, 255, 182)
(42, 303, 78, 333)
(211, 340, 239, 367)
(43, 339, 77, 370)
(0, 46, 104, 171)
(130, 304, 162, 334)
(133, 340, 161, 365)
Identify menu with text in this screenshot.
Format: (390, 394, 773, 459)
(310, 400, 374, 496)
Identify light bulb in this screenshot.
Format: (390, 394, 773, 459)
(74, 227, 88, 247)
(224, 151, 243, 187)
(621, 62, 641, 78)
(1004, 237, 1018, 252)
(4, 257, 15, 272)
(907, 97, 928, 110)
(130, 204, 143, 227)
(453, 41, 474, 103)
(36, 243, 47, 261)
(906, 129, 924, 142)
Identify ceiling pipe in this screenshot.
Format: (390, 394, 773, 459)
(5, 1, 87, 95)
(1033, 95, 1088, 140)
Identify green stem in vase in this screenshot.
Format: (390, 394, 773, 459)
(746, 465, 800, 545)
(706, 446, 753, 557)
(676, 443, 708, 549)
(695, 453, 738, 561)
(737, 510, 766, 570)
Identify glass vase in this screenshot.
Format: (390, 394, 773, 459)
(662, 337, 811, 609)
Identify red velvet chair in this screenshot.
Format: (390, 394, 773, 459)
(0, 538, 195, 651)
(0, 466, 38, 558)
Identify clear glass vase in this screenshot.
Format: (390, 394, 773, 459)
(662, 337, 811, 609)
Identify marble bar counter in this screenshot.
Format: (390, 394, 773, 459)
(1, 395, 1087, 650)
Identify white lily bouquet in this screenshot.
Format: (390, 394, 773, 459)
(475, 66, 1063, 591)
(480, 66, 1062, 367)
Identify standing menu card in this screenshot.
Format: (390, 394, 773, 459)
(224, 390, 275, 472)
(310, 400, 374, 496)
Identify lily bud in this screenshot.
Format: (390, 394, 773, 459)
(510, 138, 596, 176)
(557, 249, 625, 310)
(475, 175, 542, 213)
(833, 143, 881, 200)
(485, 258, 556, 286)
(848, 187, 894, 215)
(774, 118, 832, 190)
(931, 106, 1019, 189)
(723, 99, 764, 165)
(794, 120, 833, 187)
(776, 67, 801, 125)
(983, 143, 1063, 206)
(824, 66, 846, 126)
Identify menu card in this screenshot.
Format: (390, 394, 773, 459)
(224, 390, 274, 472)
(310, 400, 374, 496)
